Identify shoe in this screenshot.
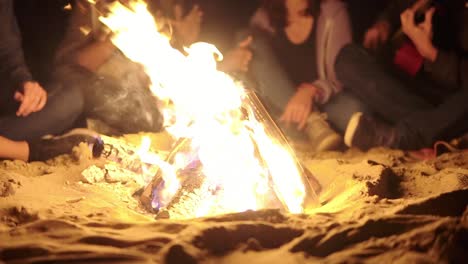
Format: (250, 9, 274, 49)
(305, 112, 342, 152)
(344, 112, 396, 151)
(27, 129, 104, 162)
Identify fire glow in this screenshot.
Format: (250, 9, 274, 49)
(100, 0, 316, 219)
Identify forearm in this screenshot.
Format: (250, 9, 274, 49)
(75, 38, 117, 72)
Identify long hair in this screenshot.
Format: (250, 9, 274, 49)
(261, 0, 320, 30)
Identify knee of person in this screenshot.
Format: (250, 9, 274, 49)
(68, 85, 85, 113)
(335, 44, 363, 78)
(56, 84, 85, 120)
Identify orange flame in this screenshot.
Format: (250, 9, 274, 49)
(100, 0, 307, 218)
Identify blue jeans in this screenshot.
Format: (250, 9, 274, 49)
(249, 34, 366, 134)
(0, 80, 84, 141)
(335, 44, 468, 149)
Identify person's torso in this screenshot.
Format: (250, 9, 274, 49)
(271, 26, 317, 87)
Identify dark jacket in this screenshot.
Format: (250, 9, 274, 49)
(0, 0, 33, 108)
(378, 0, 468, 91)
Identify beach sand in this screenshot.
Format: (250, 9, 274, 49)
(1, 132, 467, 263)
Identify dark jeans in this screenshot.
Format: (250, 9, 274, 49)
(0, 80, 84, 141)
(335, 44, 468, 149)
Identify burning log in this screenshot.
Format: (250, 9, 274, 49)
(99, 135, 165, 175)
(97, 1, 321, 219)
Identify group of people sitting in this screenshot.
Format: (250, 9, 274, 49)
(1, 0, 467, 162)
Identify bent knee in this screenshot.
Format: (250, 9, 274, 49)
(49, 84, 84, 121)
(335, 44, 369, 80)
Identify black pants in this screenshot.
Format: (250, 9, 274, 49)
(0, 79, 84, 141)
(335, 44, 468, 149)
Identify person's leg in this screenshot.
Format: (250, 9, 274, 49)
(0, 130, 105, 162)
(0, 81, 84, 141)
(335, 44, 432, 123)
(320, 90, 368, 133)
(0, 136, 29, 161)
(249, 33, 297, 116)
(54, 65, 164, 135)
(83, 74, 164, 134)
(395, 88, 468, 149)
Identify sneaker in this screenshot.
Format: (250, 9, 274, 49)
(344, 112, 396, 151)
(27, 129, 104, 162)
(305, 112, 342, 152)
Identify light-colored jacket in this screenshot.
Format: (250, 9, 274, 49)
(250, 0, 352, 104)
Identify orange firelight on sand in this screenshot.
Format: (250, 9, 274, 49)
(99, 0, 317, 219)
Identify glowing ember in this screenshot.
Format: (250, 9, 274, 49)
(99, 0, 316, 219)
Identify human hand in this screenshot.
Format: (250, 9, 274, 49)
(218, 36, 253, 73)
(280, 83, 317, 130)
(14, 81, 47, 117)
(363, 21, 391, 50)
(400, 7, 437, 61)
(172, 4, 203, 46)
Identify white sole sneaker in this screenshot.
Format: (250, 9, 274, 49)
(315, 133, 342, 152)
(344, 112, 363, 147)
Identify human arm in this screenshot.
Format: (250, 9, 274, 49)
(75, 37, 117, 72)
(55, 0, 117, 72)
(400, 7, 468, 91)
(0, 0, 47, 116)
(171, 4, 203, 48)
(378, 0, 420, 32)
(313, 0, 351, 104)
(280, 83, 317, 130)
(363, 0, 420, 49)
(217, 36, 253, 73)
(0, 0, 33, 91)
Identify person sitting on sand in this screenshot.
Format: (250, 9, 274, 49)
(53, 0, 255, 135)
(0, 0, 101, 162)
(153, 0, 254, 74)
(245, 0, 367, 152)
(335, 0, 468, 150)
(52, 0, 165, 135)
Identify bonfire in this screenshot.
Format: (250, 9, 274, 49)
(99, 0, 319, 220)
(0, 1, 466, 263)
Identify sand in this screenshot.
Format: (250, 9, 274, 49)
(0, 132, 467, 263)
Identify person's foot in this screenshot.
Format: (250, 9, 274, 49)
(27, 129, 104, 162)
(306, 112, 342, 152)
(344, 112, 396, 151)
